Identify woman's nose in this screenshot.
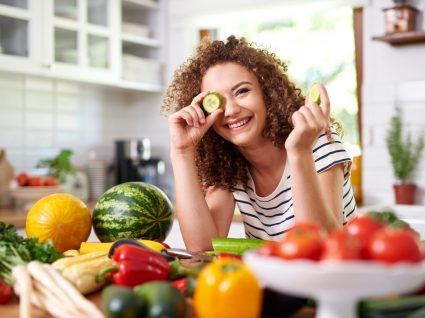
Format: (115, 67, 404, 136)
(223, 99, 241, 117)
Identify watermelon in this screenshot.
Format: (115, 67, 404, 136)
(92, 182, 173, 242)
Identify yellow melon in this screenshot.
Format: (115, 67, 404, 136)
(26, 193, 92, 253)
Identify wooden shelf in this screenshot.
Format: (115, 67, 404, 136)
(372, 31, 425, 46)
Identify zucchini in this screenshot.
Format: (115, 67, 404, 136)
(211, 237, 266, 256)
(359, 295, 425, 318)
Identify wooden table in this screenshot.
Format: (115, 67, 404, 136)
(1, 293, 315, 317)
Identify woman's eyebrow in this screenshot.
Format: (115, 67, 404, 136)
(231, 81, 251, 91)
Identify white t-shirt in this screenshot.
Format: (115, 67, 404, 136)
(232, 128, 357, 240)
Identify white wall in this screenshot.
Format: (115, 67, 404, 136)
(362, 0, 425, 205)
(0, 71, 170, 198)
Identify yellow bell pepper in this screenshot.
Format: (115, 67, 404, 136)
(193, 258, 262, 318)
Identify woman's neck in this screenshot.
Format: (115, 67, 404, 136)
(239, 142, 286, 197)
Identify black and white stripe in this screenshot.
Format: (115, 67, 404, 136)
(233, 127, 357, 240)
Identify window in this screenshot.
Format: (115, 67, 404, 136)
(217, 5, 360, 149)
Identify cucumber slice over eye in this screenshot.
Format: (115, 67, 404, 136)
(307, 83, 321, 106)
(202, 92, 222, 113)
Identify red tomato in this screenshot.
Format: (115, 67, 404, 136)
(0, 277, 13, 304)
(44, 176, 59, 186)
(28, 176, 45, 187)
(366, 228, 422, 264)
(276, 222, 326, 261)
(345, 215, 384, 257)
(257, 241, 280, 257)
(322, 230, 363, 261)
(16, 172, 29, 186)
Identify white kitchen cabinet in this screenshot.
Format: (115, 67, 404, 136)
(0, 0, 165, 92)
(0, 0, 43, 74)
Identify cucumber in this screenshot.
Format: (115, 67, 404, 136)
(307, 83, 321, 106)
(211, 237, 266, 256)
(202, 92, 222, 113)
(358, 295, 425, 318)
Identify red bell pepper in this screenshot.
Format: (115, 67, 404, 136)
(99, 244, 171, 288)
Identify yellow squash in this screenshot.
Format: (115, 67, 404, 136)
(79, 239, 166, 254)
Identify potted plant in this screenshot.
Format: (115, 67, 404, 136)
(386, 106, 424, 204)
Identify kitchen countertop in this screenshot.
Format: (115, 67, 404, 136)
(0, 201, 97, 228)
(0, 202, 243, 229)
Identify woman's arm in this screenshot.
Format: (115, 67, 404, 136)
(168, 91, 233, 251)
(287, 151, 344, 232)
(171, 151, 235, 251)
(285, 84, 344, 232)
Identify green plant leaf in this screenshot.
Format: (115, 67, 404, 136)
(386, 106, 425, 183)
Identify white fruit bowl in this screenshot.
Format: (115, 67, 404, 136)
(244, 252, 425, 318)
(9, 183, 63, 210)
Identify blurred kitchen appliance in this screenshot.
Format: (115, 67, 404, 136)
(115, 139, 165, 186)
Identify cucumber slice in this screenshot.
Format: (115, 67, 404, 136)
(307, 83, 321, 106)
(202, 92, 222, 113)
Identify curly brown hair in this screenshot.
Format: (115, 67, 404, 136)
(161, 35, 330, 191)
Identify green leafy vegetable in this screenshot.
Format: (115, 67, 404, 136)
(0, 222, 64, 285)
(36, 149, 76, 183)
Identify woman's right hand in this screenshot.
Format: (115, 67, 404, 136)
(168, 91, 223, 154)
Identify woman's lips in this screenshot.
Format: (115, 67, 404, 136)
(227, 117, 251, 129)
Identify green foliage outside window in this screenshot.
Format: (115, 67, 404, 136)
(218, 5, 359, 148)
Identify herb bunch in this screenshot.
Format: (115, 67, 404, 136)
(386, 106, 425, 183)
(0, 222, 64, 285)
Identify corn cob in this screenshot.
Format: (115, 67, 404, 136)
(52, 251, 107, 272)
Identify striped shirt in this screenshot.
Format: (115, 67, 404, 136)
(232, 128, 357, 240)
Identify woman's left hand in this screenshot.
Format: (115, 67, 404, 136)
(284, 83, 331, 154)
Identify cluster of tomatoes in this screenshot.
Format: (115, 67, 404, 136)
(16, 172, 59, 187)
(258, 212, 423, 264)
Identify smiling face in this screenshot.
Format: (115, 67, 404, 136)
(201, 62, 268, 148)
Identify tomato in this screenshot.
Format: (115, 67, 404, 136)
(345, 215, 384, 257)
(276, 222, 326, 261)
(366, 228, 422, 264)
(28, 176, 45, 187)
(322, 230, 363, 261)
(257, 241, 279, 257)
(0, 277, 13, 304)
(16, 172, 29, 186)
(44, 176, 59, 186)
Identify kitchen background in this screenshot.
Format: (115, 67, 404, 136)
(1, 0, 425, 209)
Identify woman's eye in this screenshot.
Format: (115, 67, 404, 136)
(236, 87, 249, 95)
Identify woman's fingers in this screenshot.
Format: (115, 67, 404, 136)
(317, 84, 331, 120)
(305, 83, 331, 122)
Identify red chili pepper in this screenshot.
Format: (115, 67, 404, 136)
(217, 252, 243, 260)
(99, 244, 171, 288)
(160, 242, 170, 249)
(0, 277, 13, 304)
(171, 277, 187, 294)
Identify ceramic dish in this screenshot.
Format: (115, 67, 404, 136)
(244, 252, 425, 318)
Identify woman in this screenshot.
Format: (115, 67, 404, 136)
(161, 36, 357, 251)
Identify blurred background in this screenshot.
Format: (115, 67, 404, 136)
(1, 0, 425, 212)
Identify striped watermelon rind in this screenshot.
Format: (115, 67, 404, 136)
(92, 182, 173, 242)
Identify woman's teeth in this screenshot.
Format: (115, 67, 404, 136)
(228, 118, 249, 129)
